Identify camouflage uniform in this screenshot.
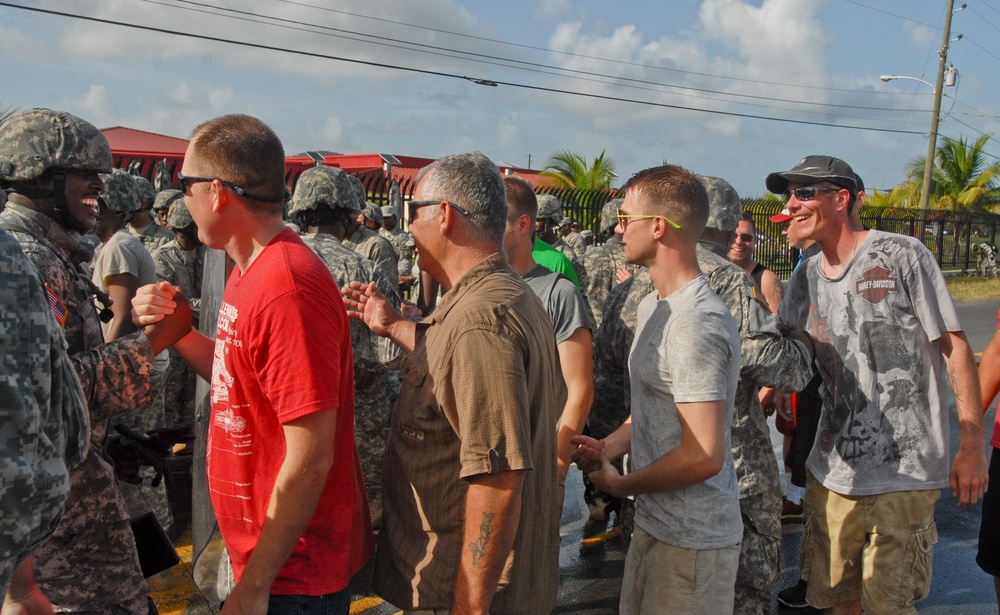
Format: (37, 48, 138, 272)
(290, 165, 400, 528)
(582, 236, 629, 329)
(128, 222, 173, 253)
(0, 109, 153, 613)
(300, 233, 396, 529)
(345, 224, 400, 299)
(380, 225, 415, 279)
(0, 228, 89, 596)
(151, 238, 204, 428)
(697, 241, 813, 615)
(588, 247, 813, 615)
(564, 230, 587, 256)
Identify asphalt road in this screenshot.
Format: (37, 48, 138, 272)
(155, 298, 1000, 614)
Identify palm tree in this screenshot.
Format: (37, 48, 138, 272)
(540, 149, 617, 191)
(0, 102, 19, 125)
(894, 134, 1000, 211)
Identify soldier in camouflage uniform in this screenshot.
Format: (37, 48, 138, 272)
(0, 108, 192, 614)
(343, 201, 400, 301)
(290, 165, 399, 529)
(587, 177, 815, 615)
(360, 201, 382, 231)
(379, 204, 415, 292)
(151, 199, 205, 428)
(0, 227, 88, 606)
(582, 198, 632, 329)
(127, 176, 173, 252)
(693, 176, 814, 615)
(560, 217, 587, 255)
(536, 194, 588, 286)
(151, 188, 182, 228)
(92, 169, 174, 532)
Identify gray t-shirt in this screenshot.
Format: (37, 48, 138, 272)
(778, 230, 961, 496)
(629, 275, 743, 550)
(522, 264, 591, 345)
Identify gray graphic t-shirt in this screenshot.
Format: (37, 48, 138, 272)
(778, 230, 960, 496)
(629, 275, 743, 550)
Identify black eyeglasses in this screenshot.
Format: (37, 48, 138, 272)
(177, 172, 283, 204)
(733, 233, 755, 243)
(784, 186, 841, 201)
(405, 199, 471, 225)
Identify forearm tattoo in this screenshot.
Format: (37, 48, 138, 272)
(468, 512, 496, 565)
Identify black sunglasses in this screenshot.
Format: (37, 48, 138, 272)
(177, 172, 283, 204)
(784, 185, 841, 201)
(405, 199, 471, 225)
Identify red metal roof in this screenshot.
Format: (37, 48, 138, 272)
(101, 126, 189, 157)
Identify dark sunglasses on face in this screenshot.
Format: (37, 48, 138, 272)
(405, 200, 471, 225)
(176, 172, 283, 204)
(784, 185, 841, 201)
(734, 233, 755, 243)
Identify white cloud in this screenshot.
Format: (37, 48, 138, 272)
(903, 21, 937, 51)
(535, 0, 573, 20)
(75, 85, 119, 126)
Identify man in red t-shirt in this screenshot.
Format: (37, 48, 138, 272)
(133, 114, 372, 615)
(977, 306, 1000, 608)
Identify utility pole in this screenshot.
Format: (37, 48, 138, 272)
(919, 0, 958, 236)
(527, 153, 533, 170)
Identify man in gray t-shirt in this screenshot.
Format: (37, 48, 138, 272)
(573, 164, 742, 615)
(767, 155, 988, 613)
(504, 176, 593, 494)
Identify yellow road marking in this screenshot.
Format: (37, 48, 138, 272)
(350, 596, 385, 613)
(581, 525, 622, 547)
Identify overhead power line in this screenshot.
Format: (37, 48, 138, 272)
(156, 0, 926, 116)
(0, 1, 932, 136)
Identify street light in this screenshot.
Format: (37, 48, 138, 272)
(881, 0, 962, 237)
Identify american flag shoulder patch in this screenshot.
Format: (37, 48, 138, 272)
(45, 283, 68, 327)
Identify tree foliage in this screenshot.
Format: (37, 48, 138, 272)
(540, 149, 617, 191)
(893, 134, 1000, 211)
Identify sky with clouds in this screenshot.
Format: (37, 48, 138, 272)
(2, 0, 999, 197)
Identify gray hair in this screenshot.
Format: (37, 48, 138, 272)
(415, 151, 507, 246)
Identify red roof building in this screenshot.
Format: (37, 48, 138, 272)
(101, 126, 557, 198)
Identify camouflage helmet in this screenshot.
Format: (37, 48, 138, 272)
(99, 168, 140, 215)
(348, 174, 367, 205)
(288, 165, 362, 217)
(536, 194, 563, 222)
(600, 198, 623, 235)
(167, 199, 194, 229)
(133, 176, 156, 204)
(153, 188, 183, 212)
(0, 109, 112, 182)
(362, 201, 383, 226)
(698, 175, 741, 232)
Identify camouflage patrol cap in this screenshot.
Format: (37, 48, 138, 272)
(381, 205, 397, 219)
(288, 165, 362, 217)
(581, 229, 594, 240)
(363, 201, 383, 225)
(0, 108, 113, 182)
(536, 194, 563, 222)
(99, 168, 140, 215)
(167, 199, 194, 229)
(698, 175, 741, 232)
(600, 198, 623, 235)
(153, 188, 183, 212)
(133, 176, 156, 204)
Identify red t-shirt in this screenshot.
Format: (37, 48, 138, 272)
(993, 308, 1000, 449)
(207, 228, 372, 594)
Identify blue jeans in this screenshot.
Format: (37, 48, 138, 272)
(266, 588, 351, 615)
